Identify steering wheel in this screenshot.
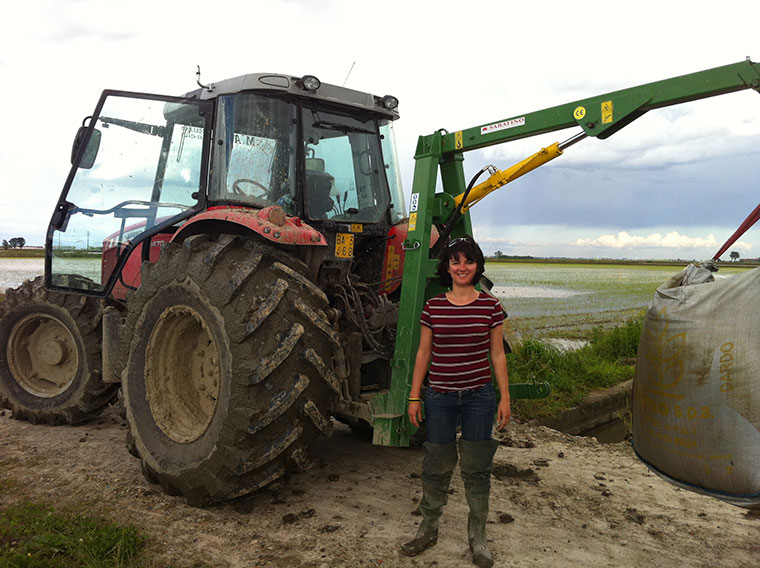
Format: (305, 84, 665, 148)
(232, 178, 269, 197)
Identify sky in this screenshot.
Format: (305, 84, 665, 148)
(1, 0, 760, 260)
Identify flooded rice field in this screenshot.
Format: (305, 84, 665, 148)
(0, 258, 44, 291)
(485, 261, 752, 339)
(0, 257, 753, 340)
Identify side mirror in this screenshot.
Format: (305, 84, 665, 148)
(71, 126, 101, 169)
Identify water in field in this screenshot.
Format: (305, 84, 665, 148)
(0, 257, 103, 293)
(0, 256, 752, 340)
(485, 261, 752, 340)
(0, 258, 44, 291)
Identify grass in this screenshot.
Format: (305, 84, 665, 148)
(509, 316, 642, 420)
(0, 500, 148, 568)
(0, 249, 44, 258)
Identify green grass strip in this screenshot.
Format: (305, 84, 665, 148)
(509, 317, 641, 420)
(0, 501, 147, 568)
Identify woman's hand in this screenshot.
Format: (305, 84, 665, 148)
(497, 396, 511, 430)
(408, 401, 423, 428)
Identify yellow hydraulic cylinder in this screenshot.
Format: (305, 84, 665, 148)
(454, 142, 563, 213)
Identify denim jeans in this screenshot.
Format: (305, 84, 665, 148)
(424, 383, 496, 444)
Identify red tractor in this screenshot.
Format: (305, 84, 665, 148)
(0, 72, 409, 504)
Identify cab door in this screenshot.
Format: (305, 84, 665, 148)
(47, 91, 213, 296)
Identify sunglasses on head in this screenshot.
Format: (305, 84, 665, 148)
(447, 237, 472, 247)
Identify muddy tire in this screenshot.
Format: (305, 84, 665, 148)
(123, 235, 343, 505)
(0, 277, 116, 424)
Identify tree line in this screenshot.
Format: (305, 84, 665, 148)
(2, 237, 26, 249)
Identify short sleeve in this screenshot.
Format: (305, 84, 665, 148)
(420, 299, 433, 328)
(490, 298, 505, 328)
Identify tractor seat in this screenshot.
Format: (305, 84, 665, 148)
(306, 169, 335, 218)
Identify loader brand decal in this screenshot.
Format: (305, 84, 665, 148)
(480, 117, 525, 135)
(601, 100, 613, 124)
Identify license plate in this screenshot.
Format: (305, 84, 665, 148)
(335, 233, 354, 258)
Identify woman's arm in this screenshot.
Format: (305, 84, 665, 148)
(408, 325, 432, 428)
(490, 324, 511, 430)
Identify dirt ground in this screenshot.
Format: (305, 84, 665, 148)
(1, 405, 759, 568)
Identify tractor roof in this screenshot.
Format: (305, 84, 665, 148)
(183, 72, 399, 119)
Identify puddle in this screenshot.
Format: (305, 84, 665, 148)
(545, 338, 589, 351)
(582, 415, 631, 444)
(491, 285, 585, 299)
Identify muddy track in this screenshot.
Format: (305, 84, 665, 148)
(2, 404, 759, 567)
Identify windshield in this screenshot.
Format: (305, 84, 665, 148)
(210, 94, 399, 225)
(210, 94, 298, 211)
(302, 106, 391, 223)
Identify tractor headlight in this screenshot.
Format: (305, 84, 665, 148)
(380, 95, 399, 110)
(300, 75, 321, 92)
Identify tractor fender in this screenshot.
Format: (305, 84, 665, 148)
(172, 205, 328, 247)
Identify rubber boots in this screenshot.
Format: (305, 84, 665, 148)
(400, 441, 458, 556)
(459, 439, 500, 568)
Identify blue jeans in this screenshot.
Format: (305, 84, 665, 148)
(424, 383, 496, 444)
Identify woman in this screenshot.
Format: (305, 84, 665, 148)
(400, 235, 510, 568)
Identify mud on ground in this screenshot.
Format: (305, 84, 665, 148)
(1, 405, 759, 568)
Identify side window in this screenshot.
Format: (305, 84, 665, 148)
(305, 136, 357, 219)
(303, 108, 390, 223)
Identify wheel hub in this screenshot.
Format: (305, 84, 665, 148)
(144, 305, 221, 443)
(7, 314, 79, 397)
(39, 339, 66, 366)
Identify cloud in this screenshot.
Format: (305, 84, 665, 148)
(574, 230, 753, 252)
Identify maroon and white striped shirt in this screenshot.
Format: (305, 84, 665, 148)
(420, 292, 505, 392)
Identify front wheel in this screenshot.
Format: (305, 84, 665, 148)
(123, 235, 344, 505)
(0, 277, 116, 424)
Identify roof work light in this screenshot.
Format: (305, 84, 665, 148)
(299, 75, 321, 92)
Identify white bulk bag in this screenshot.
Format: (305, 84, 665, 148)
(632, 264, 760, 507)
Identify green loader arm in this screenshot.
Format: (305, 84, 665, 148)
(370, 59, 760, 447)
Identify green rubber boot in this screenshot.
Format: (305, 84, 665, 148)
(400, 441, 458, 556)
(459, 439, 500, 568)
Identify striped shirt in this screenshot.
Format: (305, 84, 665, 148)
(420, 292, 505, 392)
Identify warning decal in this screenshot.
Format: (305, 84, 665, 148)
(602, 100, 613, 124)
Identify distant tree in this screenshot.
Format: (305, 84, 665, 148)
(1, 239, 8, 250)
(730, 251, 740, 261)
(494, 250, 504, 258)
(9, 237, 26, 249)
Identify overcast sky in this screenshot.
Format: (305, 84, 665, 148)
(1, 0, 759, 260)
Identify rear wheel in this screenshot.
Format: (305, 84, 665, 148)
(0, 277, 116, 424)
(123, 235, 344, 505)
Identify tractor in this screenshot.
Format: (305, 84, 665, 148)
(2, 60, 759, 505)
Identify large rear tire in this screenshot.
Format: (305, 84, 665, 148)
(123, 235, 343, 505)
(0, 277, 116, 424)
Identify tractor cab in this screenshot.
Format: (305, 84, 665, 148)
(48, 73, 406, 299)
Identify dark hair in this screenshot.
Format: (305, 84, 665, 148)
(436, 235, 486, 288)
